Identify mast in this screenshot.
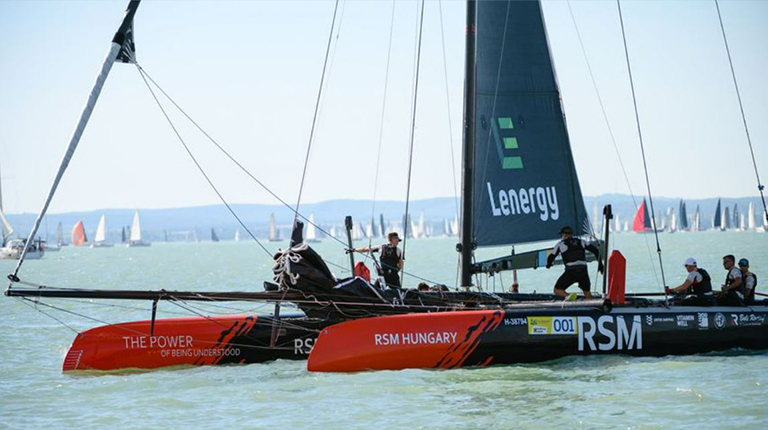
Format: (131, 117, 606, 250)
(9, 0, 141, 282)
(459, 0, 477, 288)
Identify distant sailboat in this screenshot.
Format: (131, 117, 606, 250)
(713, 199, 723, 231)
(632, 199, 652, 233)
(71, 221, 88, 246)
(55, 222, 67, 247)
(692, 205, 702, 231)
(733, 204, 740, 230)
(679, 200, 689, 231)
(127, 210, 150, 247)
(234, 229, 240, 242)
(91, 214, 113, 247)
(1, 210, 14, 247)
(268, 213, 280, 242)
(724, 206, 731, 230)
(306, 214, 320, 243)
(211, 228, 220, 242)
(121, 226, 127, 243)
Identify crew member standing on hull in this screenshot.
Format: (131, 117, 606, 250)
(350, 232, 404, 289)
(669, 258, 715, 306)
(718, 254, 745, 306)
(738, 258, 757, 305)
(545, 226, 603, 300)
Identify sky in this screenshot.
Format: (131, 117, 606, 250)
(0, 0, 766, 215)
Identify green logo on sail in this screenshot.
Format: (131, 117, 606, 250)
(494, 117, 523, 170)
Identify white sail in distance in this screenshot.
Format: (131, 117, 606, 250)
(94, 214, 107, 243)
(130, 211, 142, 242)
(0, 210, 14, 245)
(307, 214, 317, 241)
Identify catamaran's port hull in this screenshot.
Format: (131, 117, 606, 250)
(307, 306, 768, 372)
(62, 314, 323, 372)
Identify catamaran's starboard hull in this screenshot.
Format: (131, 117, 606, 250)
(307, 306, 768, 372)
(63, 314, 323, 372)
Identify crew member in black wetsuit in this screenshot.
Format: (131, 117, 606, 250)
(670, 257, 715, 306)
(718, 254, 745, 306)
(350, 232, 404, 289)
(738, 258, 757, 305)
(545, 226, 603, 300)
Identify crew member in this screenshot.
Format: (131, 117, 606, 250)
(350, 232, 404, 288)
(545, 226, 603, 300)
(718, 254, 745, 306)
(738, 258, 757, 305)
(669, 257, 715, 306)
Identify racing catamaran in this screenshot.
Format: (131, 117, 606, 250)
(5, 0, 767, 374)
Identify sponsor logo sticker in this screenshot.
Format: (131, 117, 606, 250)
(714, 313, 726, 329)
(527, 316, 577, 335)
(697, 313, 709, 330)
(676, 314, 695, 327)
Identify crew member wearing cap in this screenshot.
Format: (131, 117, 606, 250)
(545, 226, 603, 300)
(350, 232, 404, 288)
(670, 258, 715, 306)
(718, 254, 745, 306)
(738, 258, 757, 305)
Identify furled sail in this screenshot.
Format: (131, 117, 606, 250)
(71, 221, 87, 246)
(472, 0, 588, 247)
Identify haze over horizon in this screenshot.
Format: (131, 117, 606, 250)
(1, 1, 766, 215)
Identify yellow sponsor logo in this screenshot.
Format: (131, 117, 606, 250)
(527, 316, 578, 335)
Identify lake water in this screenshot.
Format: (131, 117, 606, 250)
(1, 232, 766, 428)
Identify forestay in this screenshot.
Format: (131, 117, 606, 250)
(472, 0, 588, 247)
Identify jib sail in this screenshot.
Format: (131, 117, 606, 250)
(471, 0, 588, 248)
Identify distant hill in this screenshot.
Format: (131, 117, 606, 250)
(4, 195, 765, 243)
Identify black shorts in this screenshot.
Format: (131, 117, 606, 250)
(382, 269, 401, 289)
(554, 268, 591, 292)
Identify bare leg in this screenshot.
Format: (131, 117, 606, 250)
(584, 291, 593, 300)
(554, 288, 568, 298)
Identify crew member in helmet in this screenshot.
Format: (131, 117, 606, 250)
(718, 254, 745, 306)
(545, 226, 603, 300)
(738, 258, 757, 305)
(669, 257, 715, 306)
(350, 232, 404, 288)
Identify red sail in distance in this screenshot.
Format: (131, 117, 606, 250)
(632, 199, 652, 232)
(71, 220, 87, 246)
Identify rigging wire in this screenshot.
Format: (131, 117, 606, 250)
(714, 0, 768, 223)
(616, 0, 667, 290)
(293, 0, 341, 224)
(566, 0, 659, 287)
(438, 0, 462, 290)
(134, 65, 272, 258)
(400, 0, 427, 284)
(368, 0, 398, 251)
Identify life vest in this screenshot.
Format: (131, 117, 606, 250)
(354, 262, 371, 282)
(561, 238, 587, 269)
(745, 272, 757, 300)
(379, 244, 401, 272)
(724, 267, 746, 297)
(690, 268, 713, 297)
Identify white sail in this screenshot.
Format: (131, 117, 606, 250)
(747, 202, 756, 230)
(130, 211, 142, 242)
(614, 213, 621, 233)
(417, 212, 425, 239)
(307, 214, 318, 241)
(94, 214, 107, 243)
(56, 222, 64, 245)
(0, 210, 14, 244)
(234, 229, 240, 241)
(365, 223, 373, 239)
(268, 213, 278, 241)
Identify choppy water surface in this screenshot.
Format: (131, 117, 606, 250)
(1, 232, 766, 428)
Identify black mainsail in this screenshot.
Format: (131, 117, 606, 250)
(470, 0, 588, 248)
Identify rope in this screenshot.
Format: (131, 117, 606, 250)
(438, 0, 460, 222)
(616, 0, 667, 289)
(368, 0, 397, 250)
(714, 0, 768, 224)
(566, 0, 659, 287)
(401, 0, 426, 284)
(293, 0, 341, 223)
(134, 65, 273, 258)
